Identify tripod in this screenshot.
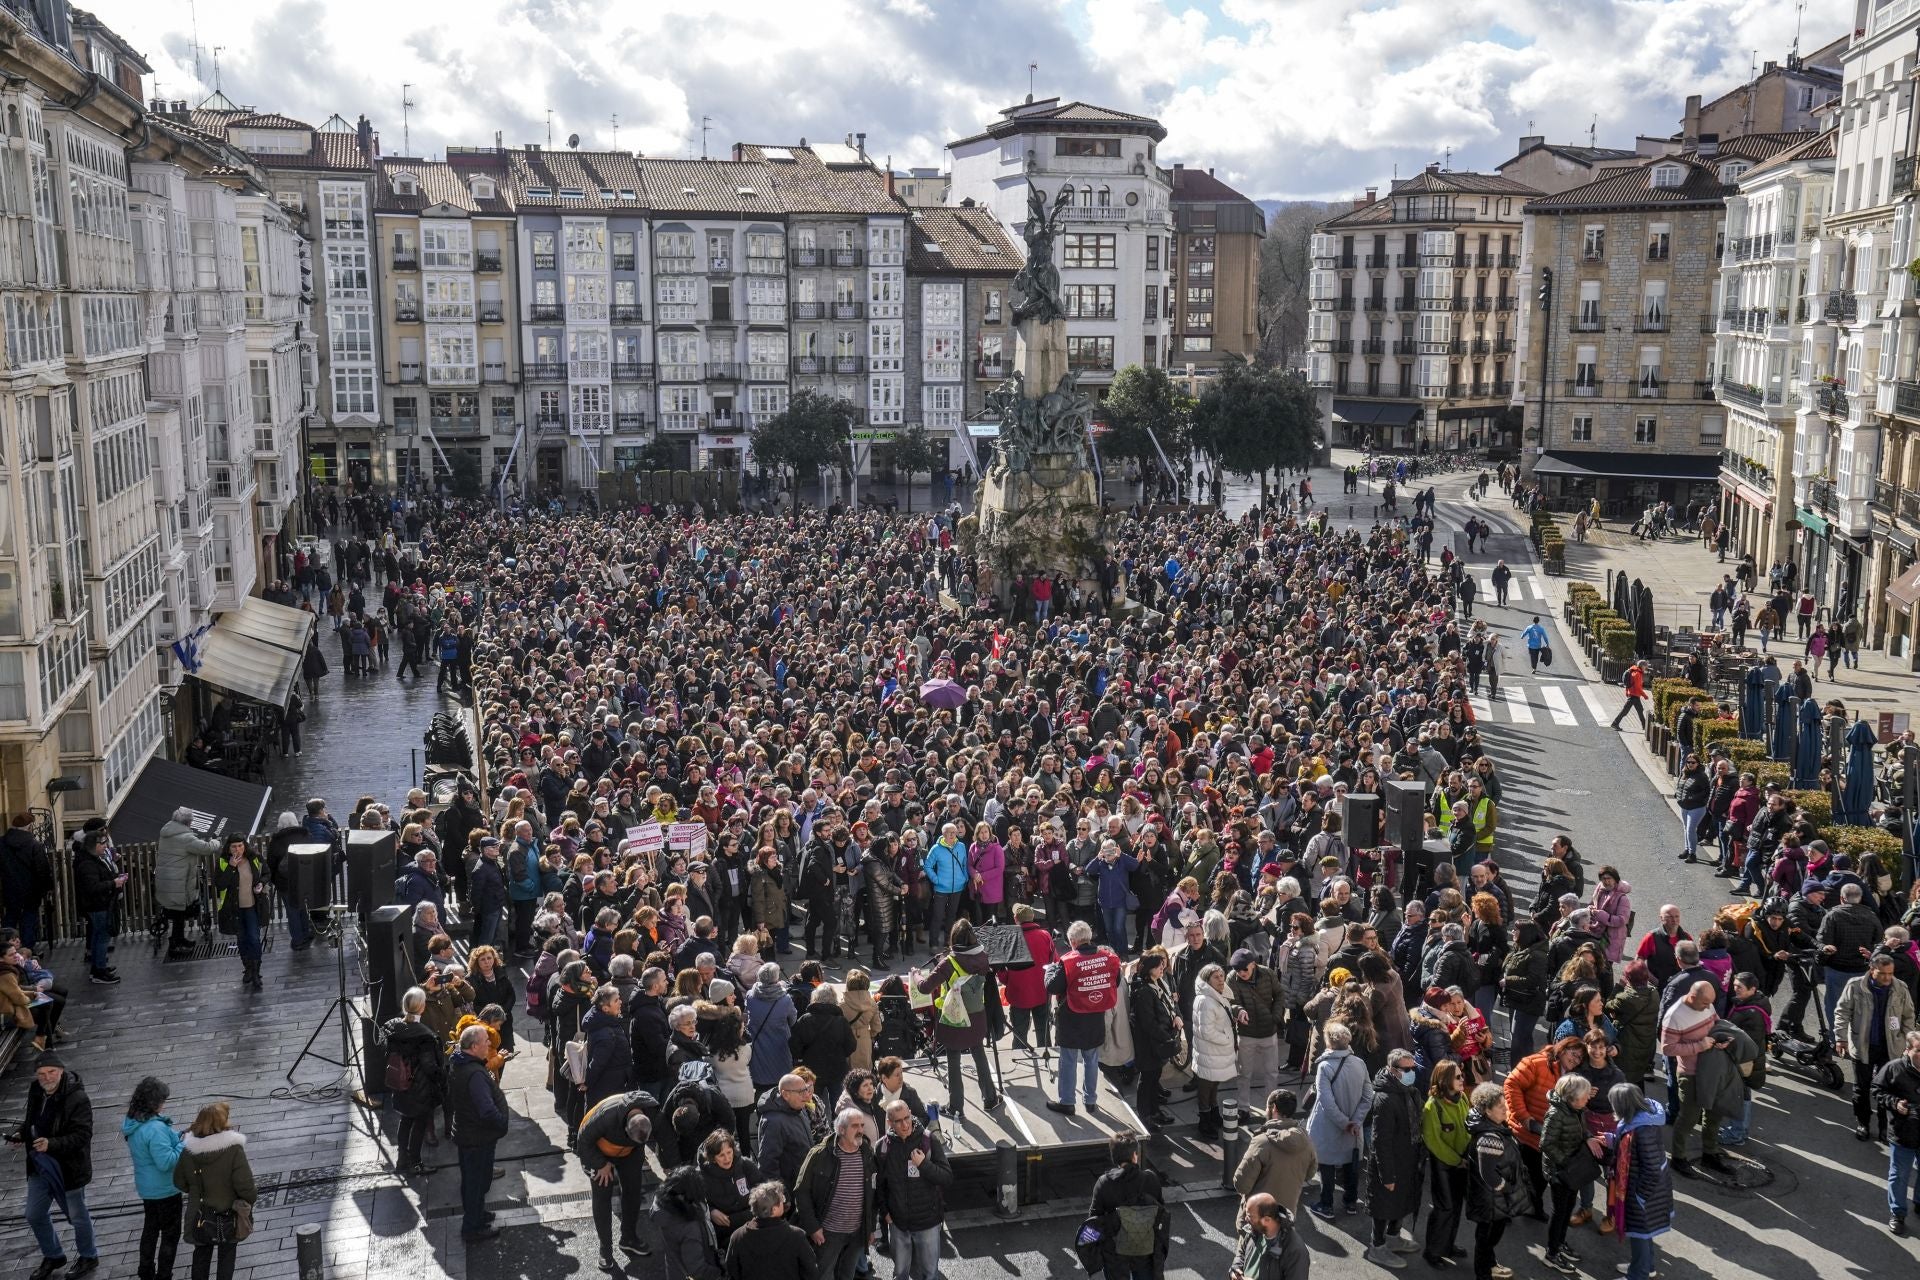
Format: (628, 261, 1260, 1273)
(288, 903, 366, 1096)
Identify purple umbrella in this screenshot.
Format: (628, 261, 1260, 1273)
(918, 678, 968, 710)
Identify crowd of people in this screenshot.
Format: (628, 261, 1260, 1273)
(6, 474, 1920, 1280)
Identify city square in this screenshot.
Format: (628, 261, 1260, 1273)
(2, 2, 1920, 1280)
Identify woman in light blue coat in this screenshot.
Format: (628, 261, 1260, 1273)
(121, 1076, 183, 1280)
(1307, 1021, 1374, 1219)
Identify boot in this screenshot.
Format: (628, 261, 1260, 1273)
(251, 961, 264, 991)
(1197, 1107, 1222, 1139)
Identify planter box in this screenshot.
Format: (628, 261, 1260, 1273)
(1600, 655, 1628, 684)
(1649, 723, 1669, 756)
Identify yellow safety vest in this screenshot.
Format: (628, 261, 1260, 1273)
(1472, 798, 1495, 848)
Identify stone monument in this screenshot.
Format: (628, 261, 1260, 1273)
(970, 181, 1107, 602)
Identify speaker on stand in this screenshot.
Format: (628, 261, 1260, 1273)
(1383, 780, 1429, 897)
(347, 829, 397, 924)
(366, 904, 412, 1025)
(1342, 793, 1380, 847)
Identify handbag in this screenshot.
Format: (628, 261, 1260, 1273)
(1540, 645, 1554, 668)
(189, 1156, 254, 1244)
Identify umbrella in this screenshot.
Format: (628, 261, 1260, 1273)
(1632, 580, 1656, 659)
(1611, 572, 1630, 620)
(917, 678, 967, 710)
(1793, 696, 1823, 788)
(1771, 686, 1797, 762)
(1740, 666, 1766, 739)
(1841, 718, 1878, 826)
(29, 1151, 68, 1220)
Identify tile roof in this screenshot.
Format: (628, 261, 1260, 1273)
(376, 157, 515, 214)
(1317, 199, 1396, 230)
(906, 206, 1020, 274)
(185, 107, 374, 172)
(733, 143, 899, 214)
(230, 111, 312, 130)
(950, 97, 1167, 146)
(640, 158, 782, 216)
(504, 147, 646, 211)
(1707, 131, 1811, 163)
(1392, 168, 1540, 197)
(1740, 127, 1837, 179)
(1170, 166, 1258, 205)
(1525, 157, 1733, 212)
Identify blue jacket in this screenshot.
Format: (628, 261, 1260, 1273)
(394, 865, 445, 912)
(1521, 623, 1549, 652)
(121, 1115, 182, 1201)
(925, 840, 970, 895)
(1089, 853, 1139, 909)
(1617, 1101, 1673, 1238)
(507, 838, 542, 902)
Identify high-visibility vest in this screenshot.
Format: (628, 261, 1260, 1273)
(1472, 798, 1495, 847)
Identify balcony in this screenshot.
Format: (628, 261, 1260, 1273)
(612, 362, 653, 381)
(1067, 355, 1114, 373)
(747, 256, 785, 275)
(792, 247, 823, 268)
(657, 256, 699, 274)
(1721, 450, 1775, 493)
(831, 301, 865, 320)
(527, 362, 566, 381)
(1331, 297, 1355, 312)
(398, 362, 422, 383)
(1570, 316, 1604, 332)
(1634, 379, 1666, 399)
(791, 301, 826, 320)
(1395, 252, 1418, 267)
(657, 362, 701, 381)
(1473, 253, 1495, 268)
(1565, 379, 1603, 397)
(1904, 490, 1920, 525)
(1363, 297, 1386, 312)
(1495, 297, 1516, 311)
(1391, 339, 1417, 355)
(482, 361, 506, 381)
(1808, 477, 1836, 513)
(530, 303, 564, 322)
(1424, 253, 1455, 268)
(1360, 339, 1386, 355)
(1635, 315, 1668, 333)
(394, 413, 419, 434)
(704, 362, 739, 381)
(479, 306, 504, 324)
(1896, 380, 1920, 418)
(1647, 243, 1671, 261)
(1493, 338, 1515, 353)
(1327, 339, 1353, 354)
(707, 258, 734, 275)
(612, 254, 636, 271)
(1469, 338, 1491, 355)
(1876, 477, 1899, 510)
(1394, 298, 1417, 312)
(535, 413, 567, 434)
(392, 250, 418, 271)
(1824, 290, 1859, 322)
(1498, 254, 1519, 268)
(430, 414, 482, 435)
(615, 413, 647, 432)
(1472, 297, 1491, 312)
(972, 358, 1004, 379)
(747, 362, 786, 381)
(1816, 382, 1850, 416)
(660, 412, 704, 432)
(394, 303, 420, 322)
(1333, 254, 1356, 269)
(532, 253, 556, 271)
(611, 304, 645, 323)
(476, 252, 502, 272)
(830, 248, 864, 267)
(1491, 380, 1512, 396)
(1364, 254, 1391, 268)
(1718, 381, 1775, 410)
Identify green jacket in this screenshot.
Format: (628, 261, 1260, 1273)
(1421, 1092, 1471, 1167)
(1539, 1097, 1591, 1185)
(1606, 985, 1660, 1082)
(173, 1129, 257, 1219)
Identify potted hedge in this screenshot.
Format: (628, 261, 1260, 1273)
(1785, 789, 1834, 827)
(1819, 825, 1907, 884)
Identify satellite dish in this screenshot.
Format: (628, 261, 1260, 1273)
(567, 133, 580, 149)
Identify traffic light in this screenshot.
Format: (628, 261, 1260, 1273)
(1537, 266, 1554, 307)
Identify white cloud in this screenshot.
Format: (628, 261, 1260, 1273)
(96, 0, 1851, 199)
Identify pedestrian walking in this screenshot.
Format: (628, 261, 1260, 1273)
(1521, 617, 1549, 673)
(1837, 956, 1916, 1141)
(1608, 661, 1648, 731)
(1491, 560, 1512, 607)
(213, 834, 268, 993)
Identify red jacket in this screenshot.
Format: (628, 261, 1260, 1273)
(1624, 667, 1646, 698)
(1000, 922, 1056, 1009)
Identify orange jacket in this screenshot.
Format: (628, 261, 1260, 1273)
(1502, 1047, 1561, 1149)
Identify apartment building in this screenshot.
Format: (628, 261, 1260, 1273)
(946, 98, 1175, 385)
(1818, 4, 1920, 655)
(0, 1, 168, 825)
(1713, 130, 1833, 575)
(904, 205, 1019, 478)
(499, 146, 649, 491)
(1498, 140, 1644, 197)
(177, 103, 380, 488)
(1308, 168, 1536, 453)
(235, 188, 308, 585)
(1168, 164, 1264, 373)
(734, 140, 906, 477)
(1684, 38, 1845, 142)
(378, 154, 519, 493)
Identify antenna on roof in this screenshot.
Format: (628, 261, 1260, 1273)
(611, 113, 619, 151)
(702, 115, 713, 161)
(546, 108, 553, 149)
(212, 45, 224, 92)
(402, 83, 414, 156)
(189, 0, 202, 82)
(1743, 51, 1757, 137)
(1589, 115, 1596, 149)
(1028, 61, 1038, 103)
(1443, 146, 1452, 170)
(1791, 0, 1805, 62)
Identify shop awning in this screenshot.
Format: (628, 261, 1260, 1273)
(1332, 399, 1421, 428)
(108, 756, 271, 846)
(216, 595, 314, 655)
(191, 627, 302, 709)
(1530, 450, 1722, 482)
(1888, 562, 1920, 611)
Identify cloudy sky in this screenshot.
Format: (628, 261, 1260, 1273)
(104, 0, 1849, 201)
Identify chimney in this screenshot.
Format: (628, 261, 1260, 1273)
(172, 100, 186, 115)
(1518, 134, 1543, 152)
(1426, 161, 1440, 173)
(356, 114, 374, 160)
(856, 131, 866, 160)
(149, 96, 166, 113)
(1683, 93, 1702, 146)
(1364, 187, 1377, 205)
(1764, 60, 1777, 74)
(1208, 166, 1215, 177)
(494, 130, 503, 151)
(1173, 162, 1183, 177)
(884, 169, 895, 198)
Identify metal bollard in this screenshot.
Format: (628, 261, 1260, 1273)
(296, 1223, 324, 1280)
(1219, 1099, 1248, 1188)
(995, 1138, 1020, 1217)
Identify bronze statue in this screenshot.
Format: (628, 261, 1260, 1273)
(1010, 181, 1071, 325)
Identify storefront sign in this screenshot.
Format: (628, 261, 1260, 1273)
(967, 421, 1001, 439)
(1879, 712, 1912, 743)
(850, 428, 897, 443)
(1796, 508, 1829, 536)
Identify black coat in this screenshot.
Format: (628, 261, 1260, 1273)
(469, 855, 509, 925)
(631, 992, 673, 1085)
(788, 1001, 857, 1091)
(875, 1122, 953, 1231)
(70, 847, 118, 914)
(1366, 1068, 1426, 1221)
(1129, 974, 1179, 1063)
(14, 1067, 93, 1189)
(381, 1017, 447, 1119)
(653, 1170, 724, 1280)
(698, 1154, 764, 1227)
(583, 1009, 632, 1106)
(793, 1136, 875, 1237)
(722, 1216, 815, 1280)
(0, 825, 53, 914)
(1465, 1111, 1530, 1223)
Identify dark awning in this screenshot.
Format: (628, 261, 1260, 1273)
(191, 627, 302, 708)
(1888, 562, 1920, 611)
(1332, 399, 1421, 428)
(1531, 450, 1721, 482)
(108, 756, 271, 846)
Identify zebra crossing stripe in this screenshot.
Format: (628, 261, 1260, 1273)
(1470, 694, 1491, 721)
(1528, 575, 1547, 599)
(1539, 685, 1577, 725)
(1502, 688, 1535, 723)
(1577, 683, 1612, 723)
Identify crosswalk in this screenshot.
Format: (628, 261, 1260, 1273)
(1466, 678, 1623, 731)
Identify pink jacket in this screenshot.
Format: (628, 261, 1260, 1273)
(1590, 881, 1634, 962)
(972, 840, 1006, 905)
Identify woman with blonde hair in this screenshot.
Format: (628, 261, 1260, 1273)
(726, 932, 763, 988)
(173, 1102, 256, 1280)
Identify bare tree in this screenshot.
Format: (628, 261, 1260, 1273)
(1257, 201, 1350, 371)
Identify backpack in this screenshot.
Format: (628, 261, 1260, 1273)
(1112, 1204, 1161, 1258)
(384, 1046, 414, 1094)
(508, 843, 532, 886)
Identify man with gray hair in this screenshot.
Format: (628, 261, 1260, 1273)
(792, 1109, 876, 1280)
(449, 1023, 511, 1241)
(155, 805, 220, 958)
(722, 1181, 815, 1275)
(1045, 918, 1122, 1115)
(1820, 879, 1882, 1036)
(875, 1097, 952, 1280)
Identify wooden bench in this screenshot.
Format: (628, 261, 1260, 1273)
(0, 1019, 30, 1076)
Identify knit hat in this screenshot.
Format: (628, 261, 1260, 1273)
(34, 1053, 65, 1071)
(1230, 948, 1258, 970)
(1328, 967, 1353, 987)
(708, 979, 736, 1002)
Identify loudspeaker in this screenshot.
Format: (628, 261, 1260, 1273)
(367, 904, 412, 1024)
(1342, 793, 1380, 847)
(347, 829, 397, 923)
(288, 842, 334, 909)
(1383, 780, 1427, 853)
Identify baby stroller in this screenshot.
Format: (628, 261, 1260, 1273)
(875, 973, 939, 1064)
(1769, 954, 1844, 1091)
